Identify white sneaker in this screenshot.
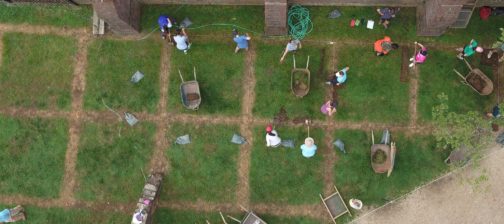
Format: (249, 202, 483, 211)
(409, 57, 414, 62)
(409, 63, 415, 68)
(325, 82, 332, 85)
(184, 50, 188, 54)
(188, 43, 192, 49)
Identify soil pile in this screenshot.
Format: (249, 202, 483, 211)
(372, 149, 387, 164)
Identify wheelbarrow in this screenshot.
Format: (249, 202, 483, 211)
(291, 55, 311, 98)
(179, 67, 201, 110)
(453, 59, 493, 96)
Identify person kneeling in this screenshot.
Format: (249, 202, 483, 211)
(265, 124, 281, 148)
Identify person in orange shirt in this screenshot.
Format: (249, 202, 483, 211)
(374, 36, 399, 56)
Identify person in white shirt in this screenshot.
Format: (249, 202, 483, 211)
(173, 28, 191, 54)
(265, 124, 281, 147)
(280, 39, 302, 63)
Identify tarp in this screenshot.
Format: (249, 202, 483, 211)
(175, 134, 191, 145)
(333, 139, 346, 154)
(231, 133, 247, 145)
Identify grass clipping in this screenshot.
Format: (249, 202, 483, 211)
(372, 149, 387, 164)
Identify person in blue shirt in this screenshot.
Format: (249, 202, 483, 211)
(0, 205, 25, 222)
(158, 15, 174, 40)
(301, 137, 317, 158)
(232, 29, 251, 53)
(326, 67, 349, 86)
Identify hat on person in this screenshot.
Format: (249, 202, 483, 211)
(476, 46, 484, 53)
(266, 124, 273, 133)
(304, 137, 314, 147)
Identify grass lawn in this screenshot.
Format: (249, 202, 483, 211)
(308, 7, 417, 43)
(0, 4, 92, 28)
(0, 204, 128, 224)
(0, 117, 68, 198)
(253, 43, 327, 120)
(250, 126, 324, 204)
(84, 39, 161, 113)
(153, 209, 241, 223)
(167, 42, 244, 115)
(141, 5, 264, 35)
(336, 45, 410, 123)
(333, 129, 449, 206)
(0, 33, 76, 110)
(75, 121, 156, 202)
(262, 215, 321, 224)
(417, 50, 495, 121)
(163, 123, 239, 203)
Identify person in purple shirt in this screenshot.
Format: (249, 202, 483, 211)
(232, 29, 251, 53)
(377, 8, 398, 29)
(158, 15, 174, 40)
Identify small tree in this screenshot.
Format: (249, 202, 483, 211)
(432, 93, 492, 156)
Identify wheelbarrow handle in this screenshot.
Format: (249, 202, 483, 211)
(463, 58, 473, 71)
(453, 69, 466, 80)
(178, 69, 184, 82)
(293, 55, 296, 69)
(193, 66, 197, 81)
(306, 56, 310, 69)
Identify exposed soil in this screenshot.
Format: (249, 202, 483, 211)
(467, 73, 486, 92)
(372, 149, 387, 164)
(273, 106, 289, 126)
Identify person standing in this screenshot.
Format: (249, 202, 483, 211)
(409, 42, 428, 67)
(173, 28, 191, 54)
(280, 39, 302, 63)
(326, 67, 349, 86)
(457, 39, 483, 60)
(233, 29, 251, 53)
(265, 124, 281, 148)
(158, 15, 174, 40)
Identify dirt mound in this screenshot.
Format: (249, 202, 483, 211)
(372, 149, 388, 164)
(186, 93, 200, 101)
(467, 73, 486, 92)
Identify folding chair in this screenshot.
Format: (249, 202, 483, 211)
(221, 206, 267, 224)
(320, 185, 352, 223)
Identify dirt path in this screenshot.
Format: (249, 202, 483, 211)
(236, 45, 257, 207)
(409, 65, 419, 128)
(323, 44, 339, 195)
(252, 203, 327, 221)
(60, 36, 90, 206)
(0, 23, 88, 37)
(353, 145, 504, 224)
(148, 42, 171, 174)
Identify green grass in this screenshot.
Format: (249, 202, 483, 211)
(333, 129, 449, 206)
(417, 50, 495, 121)
(168, 42, 244, 115)
(75, 121, 156, 202)
(0, 204, 128, 224)
(308, 7, 417, 43)
(336, 45, 409, 123)
(0, 117, 68, 198)
(153, 209, 235, 223)
(84, 39, 161, 113)
(250, 126, 324, 204)
(0, 33, 76, 110)
(163, 123, 239, 203)
(262, 215, 322, 224)
(253, 43, 327, 119)
(0, 5, 92, 28)
(141, 5, 264, 35)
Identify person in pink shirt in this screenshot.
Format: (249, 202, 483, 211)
(321, 100, 337, 116)
(409, 42, 428, 68)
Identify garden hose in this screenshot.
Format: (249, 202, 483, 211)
(287, 5, 313, 40)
